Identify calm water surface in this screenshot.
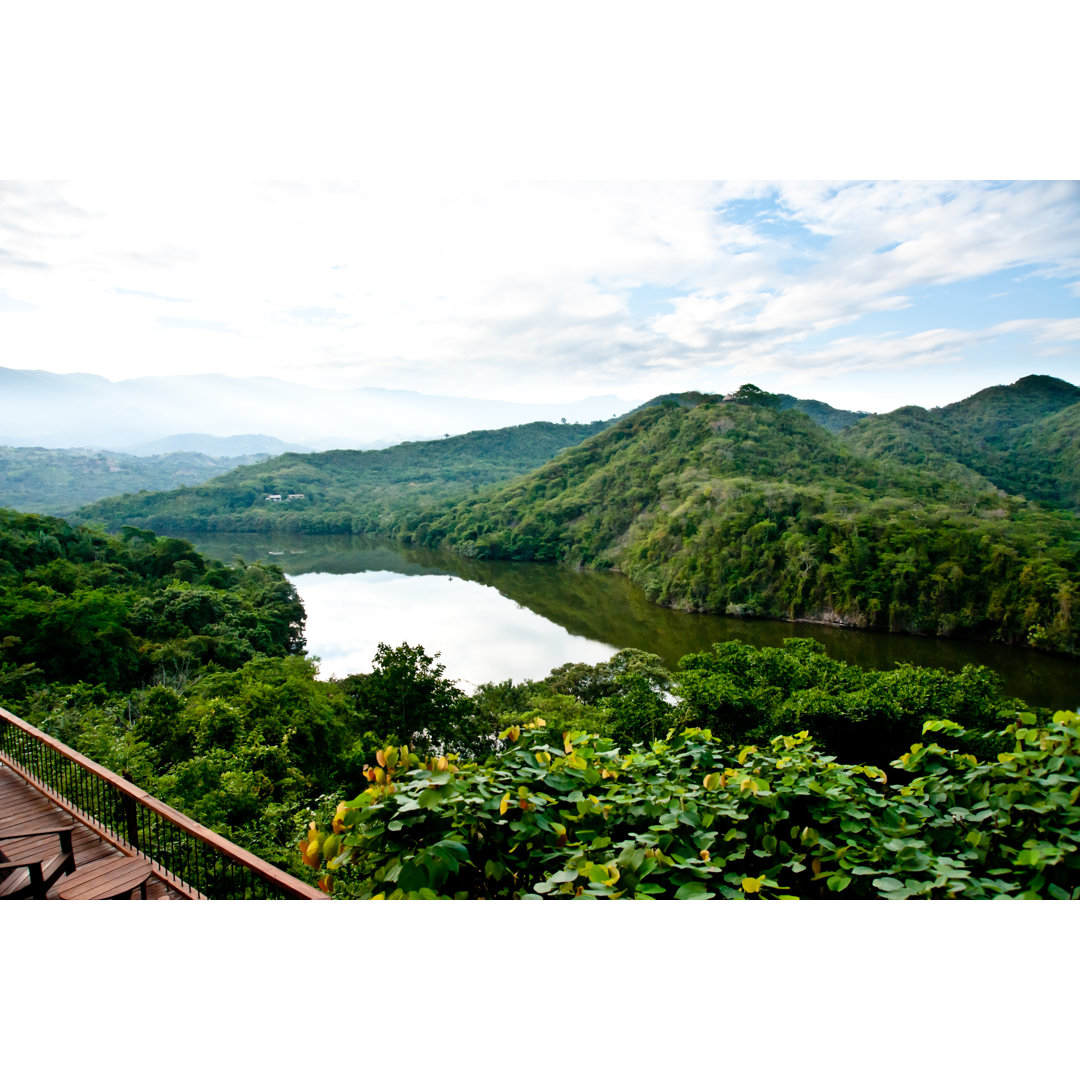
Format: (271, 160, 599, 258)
(183, 533, 1080, 709)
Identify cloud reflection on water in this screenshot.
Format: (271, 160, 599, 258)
(290, 570, 616, 690)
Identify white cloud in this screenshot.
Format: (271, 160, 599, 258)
(0, 180, 1076, 409)
(992, 317, 1080, 344)
(790, 327, 985, 377)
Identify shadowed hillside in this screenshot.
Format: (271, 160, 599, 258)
(387, 388, 1079, 654)
(839, 375, 1080, 511)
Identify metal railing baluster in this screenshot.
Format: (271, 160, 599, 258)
(1, 707, 323, 900)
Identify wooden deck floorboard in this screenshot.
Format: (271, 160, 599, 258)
(0, 762, 186, 900)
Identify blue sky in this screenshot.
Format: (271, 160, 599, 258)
(0, 179, 1076, 414)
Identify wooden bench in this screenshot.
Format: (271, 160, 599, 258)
(55, 854, 153, 900)
(0, 824, 77, 900)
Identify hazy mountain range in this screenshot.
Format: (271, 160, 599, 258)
(0, 445, 277, 516)
(126, 433, 312, 457)
(0, 367, 634, 452)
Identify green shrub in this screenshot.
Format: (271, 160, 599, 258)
(303, 710, 1080, 899)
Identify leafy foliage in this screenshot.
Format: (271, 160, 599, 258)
(0, 510, 305, 690)
(333, 642, 495, 759)
(672, 639, 1013, 768)
(304, 710, 1080, 900)
(27, 658, 349, 863)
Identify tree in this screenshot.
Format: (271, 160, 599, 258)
(728, 383, 780, 407)
(335, 642, 480, 756)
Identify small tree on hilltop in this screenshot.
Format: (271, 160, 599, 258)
(728, 383, 780, 408)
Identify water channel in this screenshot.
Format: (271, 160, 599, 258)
(182, 532, 1080, 709)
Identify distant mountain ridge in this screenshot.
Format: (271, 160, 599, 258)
(126, 433, 313, 457)
(774, 393, 871, 433)
(0, 445, 271, 516)
(0, 366, 634, 451)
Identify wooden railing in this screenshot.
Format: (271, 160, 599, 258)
(0, 707, 325, 900)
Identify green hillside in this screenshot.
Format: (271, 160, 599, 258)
(941, 373, 1079, 430)
(1002, 401, 1080, 511)
(838, 374, 1080, 511)
(636, 386, 869, 432)
(0, 508, 305, 693)
(74, 419, 612, 534)
(389, 393, 1080, 654)
(774, 392, 870, 432)
(0, 446, 268, 516)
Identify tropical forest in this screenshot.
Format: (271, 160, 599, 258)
(4, 374, 1080, 899)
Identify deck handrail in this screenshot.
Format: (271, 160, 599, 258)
(0, 706, 325, 900)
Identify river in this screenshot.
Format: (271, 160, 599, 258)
(181, 532, 1079, 709)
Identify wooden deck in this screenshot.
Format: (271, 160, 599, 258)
(0, 762, 184, 900)
(2, 705, 326, 899)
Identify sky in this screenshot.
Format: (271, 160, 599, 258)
(1, 179, 1077, 414)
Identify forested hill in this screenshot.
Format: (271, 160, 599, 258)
(388, 383, 1080, 655)
(0, 509, 305, 693)
(0, 445, 271, 516)
(74, 419, 612, 534)
(838, 375, 1080, 511)
(634, 388, 869, 433)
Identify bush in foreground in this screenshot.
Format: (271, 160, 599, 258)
(300, 709, 1080, 899)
